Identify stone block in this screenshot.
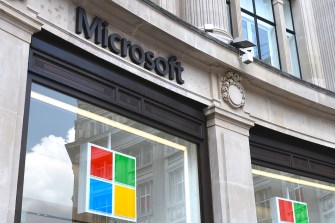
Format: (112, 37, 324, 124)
(223, 129, 253, 187)
(0, 108, 16, 207)
(227, 183, 257, 223)
(0, 29, 29, 113)
(211, 180, 229, 223)
(0, 205, 8, 223)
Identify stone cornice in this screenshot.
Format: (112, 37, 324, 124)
(0, 1, 42, 42)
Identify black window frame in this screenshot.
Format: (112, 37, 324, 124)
(284, 0, 302, 78)
(226, 0, 234, 35)
(250, 125, 335, 185)
(14, 30, 214, 223)
(241, 0, 282, 69)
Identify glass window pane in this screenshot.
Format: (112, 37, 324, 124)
(252, 165, 335, 223)
(21, 83, 201, 223)
(287, 32, 301, 77)
(255, 0, 274, 22)
(241, 0, 254, 12)
(242, 12, 259, 58)
(283, 0, 294, 30)
(257, 19, 280, 68)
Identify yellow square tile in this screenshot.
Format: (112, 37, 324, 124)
(114, 185, 136, 219)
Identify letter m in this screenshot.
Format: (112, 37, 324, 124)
(75, 7, 102, 44)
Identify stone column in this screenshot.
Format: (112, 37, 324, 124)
(309, 0, 335, 90)
(156, 0, 183, 17)
(182, 0, 233, 43)
(291, 0, 326, 87)
(0, 1, 41, 222)
(230, 0, 243, 38)
(205, 106, 257, 223)
(273, 0, 292, 73)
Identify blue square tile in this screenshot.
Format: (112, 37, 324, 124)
(89, 178, 113, 214)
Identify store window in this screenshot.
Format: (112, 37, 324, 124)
(241, 0, 280, 68)
(168, 167, 185, 222)
(255, 186, 272, 223)
(283, 0, 301, 78)
(252, 165, 335, 223)
(137, 181, 152, 220)
(20, 83, 201, 223)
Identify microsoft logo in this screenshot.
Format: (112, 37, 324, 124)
(270, 197, 309, 223)
(78, 143, 136, 222)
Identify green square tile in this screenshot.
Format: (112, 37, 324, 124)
(114, 153, 135, 187)
(294, 202, 309, 223)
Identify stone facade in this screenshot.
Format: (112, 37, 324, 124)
(0, 0, 334, 223)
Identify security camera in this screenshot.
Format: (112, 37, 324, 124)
(240, 50, 253, 64)
(230, 37, 255, 64)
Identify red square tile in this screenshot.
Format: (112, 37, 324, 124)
(279, 199, 294, 222)
(90, 146, 113, 180)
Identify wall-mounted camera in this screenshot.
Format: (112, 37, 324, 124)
(240, 49, 253, 64)
(230, 37, 255, 64)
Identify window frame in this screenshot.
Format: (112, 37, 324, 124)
(250, 125, 335, 184)
(137, 180, 153, 217)
(254, 186, 272, 222)
(226, 0, 234, 35)
(284, 0, 302, 78)
(241, 0, 282, 69)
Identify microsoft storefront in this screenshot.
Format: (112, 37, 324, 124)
(16, 28, 212, 223)
(9, 3, 335, 223)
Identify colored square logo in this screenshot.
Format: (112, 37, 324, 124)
(294, 203, 308, 223)
(279, 199, 294, 222)
(78, 143, 137, 222)
(89, 178, 112, 214)
(91, 146, 113, 180)
(270, 197, 309, 223)
(114, 185, 136, 219)
(115, 153, 135, 187)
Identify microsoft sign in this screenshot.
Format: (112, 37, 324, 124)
(270, 197, 309, 223)
(78, 143, 136, 222)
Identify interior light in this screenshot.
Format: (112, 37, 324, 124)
(30, 91, 187, 151)
(252, 169, 335, 192)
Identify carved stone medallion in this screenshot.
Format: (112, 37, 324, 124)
(221, 72, 245, 108)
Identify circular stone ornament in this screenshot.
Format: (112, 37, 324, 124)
(221, 72, 245, 108)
